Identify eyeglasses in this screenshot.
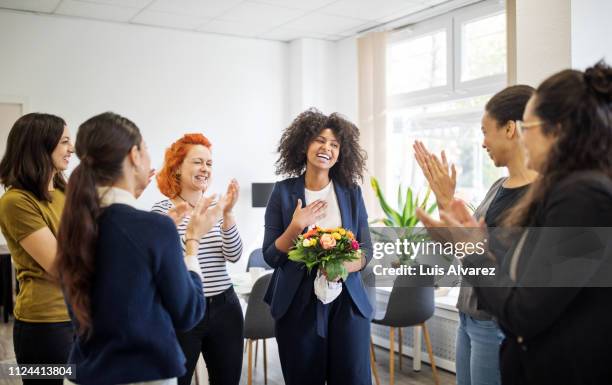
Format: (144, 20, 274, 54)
(516, 120, 544, 134)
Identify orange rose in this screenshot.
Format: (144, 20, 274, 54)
(304, 228, 318, 239)
(346, 230, 355, 240)
(319, 233, 337, 250)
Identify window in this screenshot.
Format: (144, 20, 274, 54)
(386, 1, 507, 207)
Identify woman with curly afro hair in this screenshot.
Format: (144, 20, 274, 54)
(262, 108, 374, 385)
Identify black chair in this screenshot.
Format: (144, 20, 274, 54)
(245, 248, 270, 271)
(371, 272, 439, 385)
(244, 273, 275, 385)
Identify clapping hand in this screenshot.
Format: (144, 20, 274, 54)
(167, 202, 190, 227)
(221, 179, 239, 215)
(413, 141, 457, 210)
(416, 199, 487, 247)
(186, 194, 223, 241)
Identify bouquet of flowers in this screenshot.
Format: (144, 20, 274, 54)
(288, 226, 362, 282)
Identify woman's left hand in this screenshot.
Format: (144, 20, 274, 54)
(343, 254, 365, 274)
(222, 179, 239, 215)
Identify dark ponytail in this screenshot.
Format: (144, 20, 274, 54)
(57, 112, 142, 337)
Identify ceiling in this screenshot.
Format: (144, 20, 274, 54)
(0, 0, 450, 42)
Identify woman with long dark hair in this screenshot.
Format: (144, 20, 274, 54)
(413, 85, 537, 385)
(418, 62, 612, 383)
(153, 133, 243, 385)
(0, 113, 73, 385)
(263, 109, 373, 385)
(56, 112, 221, 385)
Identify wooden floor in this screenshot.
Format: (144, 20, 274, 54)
(0, 320, 455, 385)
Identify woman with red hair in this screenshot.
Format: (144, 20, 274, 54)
(153, 133, 244, 385)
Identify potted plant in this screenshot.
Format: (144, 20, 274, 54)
(370, 177, 437, 266)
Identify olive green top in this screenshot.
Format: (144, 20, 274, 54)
(0, 188, 69, 322)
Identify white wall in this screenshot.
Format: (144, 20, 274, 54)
(287, 36, 358, 122)
(514, 0, 571, 86)
(571, 0, 612, 69)
(288, 38, 338, 117)
(0, 10, 290, 272)
(335, 37, 359, 123)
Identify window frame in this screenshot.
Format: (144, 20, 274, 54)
(388, 0, 506, 109)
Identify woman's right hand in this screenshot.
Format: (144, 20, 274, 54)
(413, 140, 457, 210)
(185, 194, 223, 241)
(290, 198, 327, 231)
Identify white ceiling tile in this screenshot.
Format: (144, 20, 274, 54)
(375, 2, 427, 22)
(72, 0, 151, 7)
(131, 9, 209, 29)
(259, 27, 332, 42)
(55, 0, 141, 21)
(217, 2, 304, 25)
(282, 13, 365, 35)
(0, 0, 61, 13)
(197, 19, 271, 37)
(148, 0, 242, 18)
(320, 0, 423, 21)
(248, 0, 337, 11)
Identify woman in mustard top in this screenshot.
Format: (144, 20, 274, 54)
(0, 113, 74, 385)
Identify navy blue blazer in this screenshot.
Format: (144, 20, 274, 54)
(262, 175, 374, 321)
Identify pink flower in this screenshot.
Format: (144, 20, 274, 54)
(351, 240, 360, 251)
(319, 233, 337, 250)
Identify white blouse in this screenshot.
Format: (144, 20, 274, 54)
(305, 181, 342, 229)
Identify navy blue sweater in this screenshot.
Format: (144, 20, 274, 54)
(67, 204, 206, 385)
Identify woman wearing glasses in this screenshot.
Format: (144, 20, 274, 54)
(413, 85, 537, 385)
(418, 61, 612, 384)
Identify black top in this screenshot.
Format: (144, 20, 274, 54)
(484, 184, 529, 227)
(464, 171, 612, 384)
(485, 184, 529, 267)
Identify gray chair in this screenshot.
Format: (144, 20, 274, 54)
(246, 248, 271, 271)
(244, 273, 275, 385)
(371, 272, 439, 385)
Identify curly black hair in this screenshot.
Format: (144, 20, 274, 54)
(275, 108, 367, 187)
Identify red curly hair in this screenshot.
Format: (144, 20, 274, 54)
(157, 133, 212, 199)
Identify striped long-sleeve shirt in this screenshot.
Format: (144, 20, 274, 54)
(152, 199, 243, 297)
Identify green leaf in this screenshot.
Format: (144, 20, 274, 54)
(402, 187, 414, 227)
(427, 201, 438, 215)
(370, 177, 402, 225)
(324, 261, 347, 282)
(397, 184, 404, 212)
(420, 188, 432, 209)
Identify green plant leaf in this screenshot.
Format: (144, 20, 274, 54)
(370, 177, 402, 225)
(402, 187, 414, 227)
(397, 183, 404, 212)
(420, 188, 432, 209)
